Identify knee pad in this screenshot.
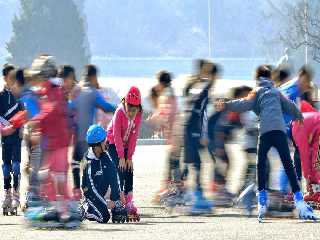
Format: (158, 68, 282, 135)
(2, 163, 11, 178)
(12, 162, 21, 176)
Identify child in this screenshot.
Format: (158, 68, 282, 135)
(215, 65, 317, 221)
(1, 64, 24, 216)
(81, 124, 127, 223)
(10, 69, 42, 211)
(147, 71, 182, 205)
(292, 112, 320, 208)
(26, 55, 76, 227)
(107, 86, 142, 222)
(182, 60, 218, 214)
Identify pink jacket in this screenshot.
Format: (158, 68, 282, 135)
(107, 105, 142, 160)
(292, 112, 320, 183)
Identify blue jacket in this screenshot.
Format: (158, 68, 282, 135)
(70, 84, 116, 142)
(278, 77, 300, 126)
(20, 86, 40, 119)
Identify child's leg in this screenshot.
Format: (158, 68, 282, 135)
(29, 144, 42, 196)
(257, 133, 273, 191)
(2, 143, 13, 191)
(12, 142, 21, 192)
(108, 144, 125, 192)
(273, 131, 300, 193)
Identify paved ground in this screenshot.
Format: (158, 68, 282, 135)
(0, 144, 319, 240)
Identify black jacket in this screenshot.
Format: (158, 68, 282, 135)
(0, 88, 23, 144)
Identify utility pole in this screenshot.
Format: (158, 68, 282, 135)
(208, 0, 212, 59)
(304, 0, 308, 64)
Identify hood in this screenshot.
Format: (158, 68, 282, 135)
(257, 77, 274, 88)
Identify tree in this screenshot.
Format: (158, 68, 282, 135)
(6, 0, 91, 75)
(281, 1, 320, 63)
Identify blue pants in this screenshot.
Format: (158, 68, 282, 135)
(2, 142, 22, 190)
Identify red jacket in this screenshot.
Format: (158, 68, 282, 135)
(107, 105, 142, 160)
(292, 112, 320, 183)
(32, 81, 71, 150)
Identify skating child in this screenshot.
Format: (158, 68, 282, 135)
(26, 55, 77, 227)
(11, 68, 42, 210)
(147, 71, 183, 206)
(81, 124, 127, 223)
(182, 60, 219, 214)
(107, 86, 142, 222)
(215, 65, 317, 221)
(1, 64, 24, 216)
(292, 112, 320, 209)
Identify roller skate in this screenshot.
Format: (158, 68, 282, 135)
(28, 205, 63, 228)
(189, 190, 213, 215)
(111, 201, 128, 223)
(2, 189, 12, 216)
(61, 201, 82, 228)
(304, 184, 320, 210)
(267, 190, 294, 218)
(236, 183, 256, 216)
(11, 189, 20, 216)
(257, 190, 267, 223)
(294, 191, 317, 221)
(125, 193, 140, 222)
(22, 191, 42, 212)
(212, 185, 235, 207)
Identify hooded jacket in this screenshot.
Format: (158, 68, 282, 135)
(107, 104, 142, 161)
(225, 78, 303, 136)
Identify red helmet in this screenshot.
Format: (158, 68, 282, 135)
(125, 86, 141, 106)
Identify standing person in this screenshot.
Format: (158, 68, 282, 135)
(10, 69, 42, 211)
(1, 64, 23, 215)
(276, 66, 314, 194)
(81, 124, 127, 223)
(107, 86, 142, 222)
(215, 65, 317, 222)
(70, 64, 115, 200)
(147, 71, 183, 205)
(182, 60, 219, 214)
(26, 55, 79, 227)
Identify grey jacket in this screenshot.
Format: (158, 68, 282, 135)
(225, 78, 303, 136)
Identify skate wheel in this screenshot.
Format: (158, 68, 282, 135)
(112, 219, 116, 223)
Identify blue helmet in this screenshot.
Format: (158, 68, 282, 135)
(86, 124, 107, 145)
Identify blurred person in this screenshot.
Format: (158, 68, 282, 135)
(276, 65, 316, 195)
(215, 65, 317, 222)
(147, 71, 183, 206)
(80, 124, 127, 223)
(182, 60, 219, 214)
(107, 86, 142, 222)
(25, 55, 80, 228)
(95, 80, 121, 130)
(1, 64, 24, 216)
(209, 86, 245, 207)
(10, 68, 42, 211)
(69, 64, 115, 200)
(292, 112, 320, 209)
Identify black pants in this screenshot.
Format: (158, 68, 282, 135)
(2, 142, 21, 190)
(108, 144, 133, 194)
(257, 130, 300, 193)
(83, 192, 110, 223)
(72, 141, 88, 189)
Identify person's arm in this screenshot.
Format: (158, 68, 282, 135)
(225, 95, 256, 113)
(127, 113, 142, 161)
(113, 110, 125, 159)
(279, 93, 303, 121)
(95, 91, 116, 113)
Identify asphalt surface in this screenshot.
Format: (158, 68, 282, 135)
(0, 144, 319, 240)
